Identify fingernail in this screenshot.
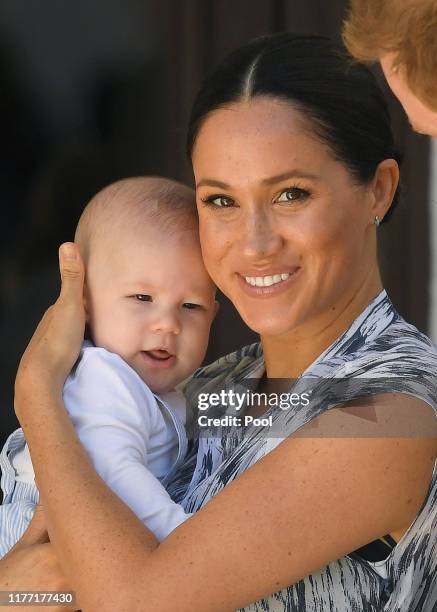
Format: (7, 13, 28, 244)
(60, 243, 77, 260)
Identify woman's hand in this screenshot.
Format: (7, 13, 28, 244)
(0, 506, 78, 611)
(15, 243, 85, 419)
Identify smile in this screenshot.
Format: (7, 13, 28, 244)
(238, 268, 301, 297)
(244, 273, 289, 287)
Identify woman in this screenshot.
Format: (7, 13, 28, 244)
(1, 34, 436, 611)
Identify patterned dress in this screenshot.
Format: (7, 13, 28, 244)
(168, 291, 437, 611)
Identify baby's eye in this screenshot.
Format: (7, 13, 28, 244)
(182, 302, 203, 310)
(276, 187, 310, 203)
(134, 294, 152, 302)
(201, 195, 235, 208)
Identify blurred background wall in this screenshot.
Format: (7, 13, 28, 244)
(0, 0, 432, 445)
(430, 142, 437, 340)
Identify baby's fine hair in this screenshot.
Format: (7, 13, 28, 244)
(75, 176, 197, 261)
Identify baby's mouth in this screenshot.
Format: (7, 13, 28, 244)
(143, 349, 173, 361)
(141, 349, 176, 370)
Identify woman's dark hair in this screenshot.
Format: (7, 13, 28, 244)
(187, 33, 401, 222)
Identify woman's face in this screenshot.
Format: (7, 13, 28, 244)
(192, 97, 381, 337)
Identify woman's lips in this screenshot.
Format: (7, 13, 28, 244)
(141, 350, 176, 369)
(237, 267, 301, 297)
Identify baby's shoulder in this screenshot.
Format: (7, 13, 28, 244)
(63, 343, 162, 432)
(65, 341, 154, 402)
(71, 341, 133, 376)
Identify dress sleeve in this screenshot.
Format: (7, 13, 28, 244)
(0, 429, 39, 558)
(63, 349, 191, 541)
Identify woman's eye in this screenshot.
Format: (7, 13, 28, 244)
(183, 302, 202, 310)
(202, 195, 235, 208)
(134, 294, 152, 302)
(276, 187, 310, 203)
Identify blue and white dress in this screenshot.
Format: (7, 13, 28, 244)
(0, 291, 435, 610)
(167, 290, 437, 611)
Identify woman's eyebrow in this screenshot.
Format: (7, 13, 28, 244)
(196, 179, 230, 189)
(261, 170, 320, 185)
(196, 170, 320, 190)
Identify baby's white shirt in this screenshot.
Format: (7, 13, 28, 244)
(12, 341, 190, 541)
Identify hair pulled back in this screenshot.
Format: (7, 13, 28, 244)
(187, 33, 401, 221)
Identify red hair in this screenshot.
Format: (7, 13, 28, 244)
(343, 0, 437, 111)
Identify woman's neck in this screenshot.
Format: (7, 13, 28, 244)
(261, 279, 383, 378)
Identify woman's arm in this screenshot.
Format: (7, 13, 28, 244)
(15, 244, 437, 611)
(0, 506, 78, 612)
(20, 406, 437, 611)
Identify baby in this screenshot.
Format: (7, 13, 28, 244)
(0, 176, 217, 556)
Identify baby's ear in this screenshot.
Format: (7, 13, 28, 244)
(83, 284, 93, 341)
(83, 283, 90, 323)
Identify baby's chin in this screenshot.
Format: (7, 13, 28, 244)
(134, 371, 176, 395)
(145, 380, 177, 394)
(134, 368, 182, 395)
(125, 352, 198, 394)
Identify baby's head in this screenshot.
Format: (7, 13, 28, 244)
(75, 176, 217, 394)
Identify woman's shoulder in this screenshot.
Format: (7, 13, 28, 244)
(386, 311, 436, 353)
(324, 291, 437, 374)
(321, 295, 437, 415)
(348, 306, 437, 374)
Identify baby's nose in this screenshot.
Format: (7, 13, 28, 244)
(149, 310, 181, 335)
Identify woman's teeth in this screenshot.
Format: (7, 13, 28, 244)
(244, 273, 290, 287)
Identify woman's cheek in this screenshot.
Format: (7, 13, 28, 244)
(199, 221, 230, 274)
(302, 215, 353, 262)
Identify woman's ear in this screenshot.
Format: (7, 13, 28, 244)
(370, 158, 400, 222)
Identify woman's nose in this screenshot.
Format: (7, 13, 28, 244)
(149, 309, 181, 335)
(240, 211, 283, 261)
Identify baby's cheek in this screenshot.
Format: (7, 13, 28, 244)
(91, 312, 134, 355)
(186, 323, 210, 368)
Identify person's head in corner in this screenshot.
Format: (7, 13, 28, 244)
(343, 0, 437, 139)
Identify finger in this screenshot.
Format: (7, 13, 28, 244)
(58, 243, 85, 305)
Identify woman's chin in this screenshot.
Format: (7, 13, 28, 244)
(240, 311, 301, 338)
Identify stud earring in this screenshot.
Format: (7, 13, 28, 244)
(374, 216, 381, 227)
